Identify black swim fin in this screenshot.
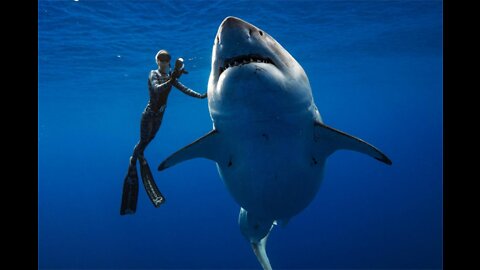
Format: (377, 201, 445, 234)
(139, 157, 165, 207)
(120, 158, 139, 215)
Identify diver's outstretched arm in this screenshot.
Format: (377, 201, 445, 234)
(172, 79, 206, 98)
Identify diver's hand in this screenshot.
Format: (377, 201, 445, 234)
(200, 93, 207, 99)
(169, 73, 178, 81)
(173, 71, 182, 80)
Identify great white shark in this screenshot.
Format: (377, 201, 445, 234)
(158, 16, 392, 270)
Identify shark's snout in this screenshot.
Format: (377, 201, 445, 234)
(214, 16, 278, 79)
(215, 16, 267, 55)
(218, 16, 260, 43)
(220, 16, 247, 30)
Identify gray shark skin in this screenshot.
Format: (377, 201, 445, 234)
(158, 16, 391, 270)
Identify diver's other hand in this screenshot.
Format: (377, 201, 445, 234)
(201, 93, 207, 99)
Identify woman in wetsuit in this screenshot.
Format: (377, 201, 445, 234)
(121, 50, 207, 215)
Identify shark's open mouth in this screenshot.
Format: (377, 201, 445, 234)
(219, 54, 275, 76)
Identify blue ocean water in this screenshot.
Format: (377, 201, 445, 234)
(38, 0, 443, 269)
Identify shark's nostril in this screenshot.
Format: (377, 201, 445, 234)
(248, 29, 253, 36)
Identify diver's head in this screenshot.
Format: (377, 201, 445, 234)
(156, 49, 171, 73)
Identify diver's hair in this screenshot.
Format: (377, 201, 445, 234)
(155, 49, 171, 63)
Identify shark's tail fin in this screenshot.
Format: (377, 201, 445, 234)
(238, 208, 274, 270)
(252, 234, 273, 270)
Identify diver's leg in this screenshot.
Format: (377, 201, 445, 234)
(120, 110, 155, 215)
(138, 110, 166, 207)
(132, 110, 156, 161)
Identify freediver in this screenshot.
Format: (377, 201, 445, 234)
(120, 49, 207, 215)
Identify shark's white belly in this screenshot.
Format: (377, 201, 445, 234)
(214, 110, 325, 221)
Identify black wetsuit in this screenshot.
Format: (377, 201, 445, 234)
(120, 69, 204, 215)
(131, 69, 204, 162)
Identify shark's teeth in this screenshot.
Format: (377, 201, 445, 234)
(219, 54, 276, 76)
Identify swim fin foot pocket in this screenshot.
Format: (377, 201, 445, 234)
(120, 162, 139, 215)
(139, 157, 166, 207)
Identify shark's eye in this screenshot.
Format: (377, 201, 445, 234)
(259, 31, 263, 36)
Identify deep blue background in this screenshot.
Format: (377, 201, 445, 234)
(38, 1, 442, 269)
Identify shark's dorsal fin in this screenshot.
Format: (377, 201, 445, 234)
(314, 121, 392, 165)
(158, 129, 223, 171)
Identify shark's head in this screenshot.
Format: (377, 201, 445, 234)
(208, 16, 313, 121)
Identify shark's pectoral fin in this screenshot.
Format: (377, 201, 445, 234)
(158, 129, 223, 171)
(314, 121, 392, 165)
